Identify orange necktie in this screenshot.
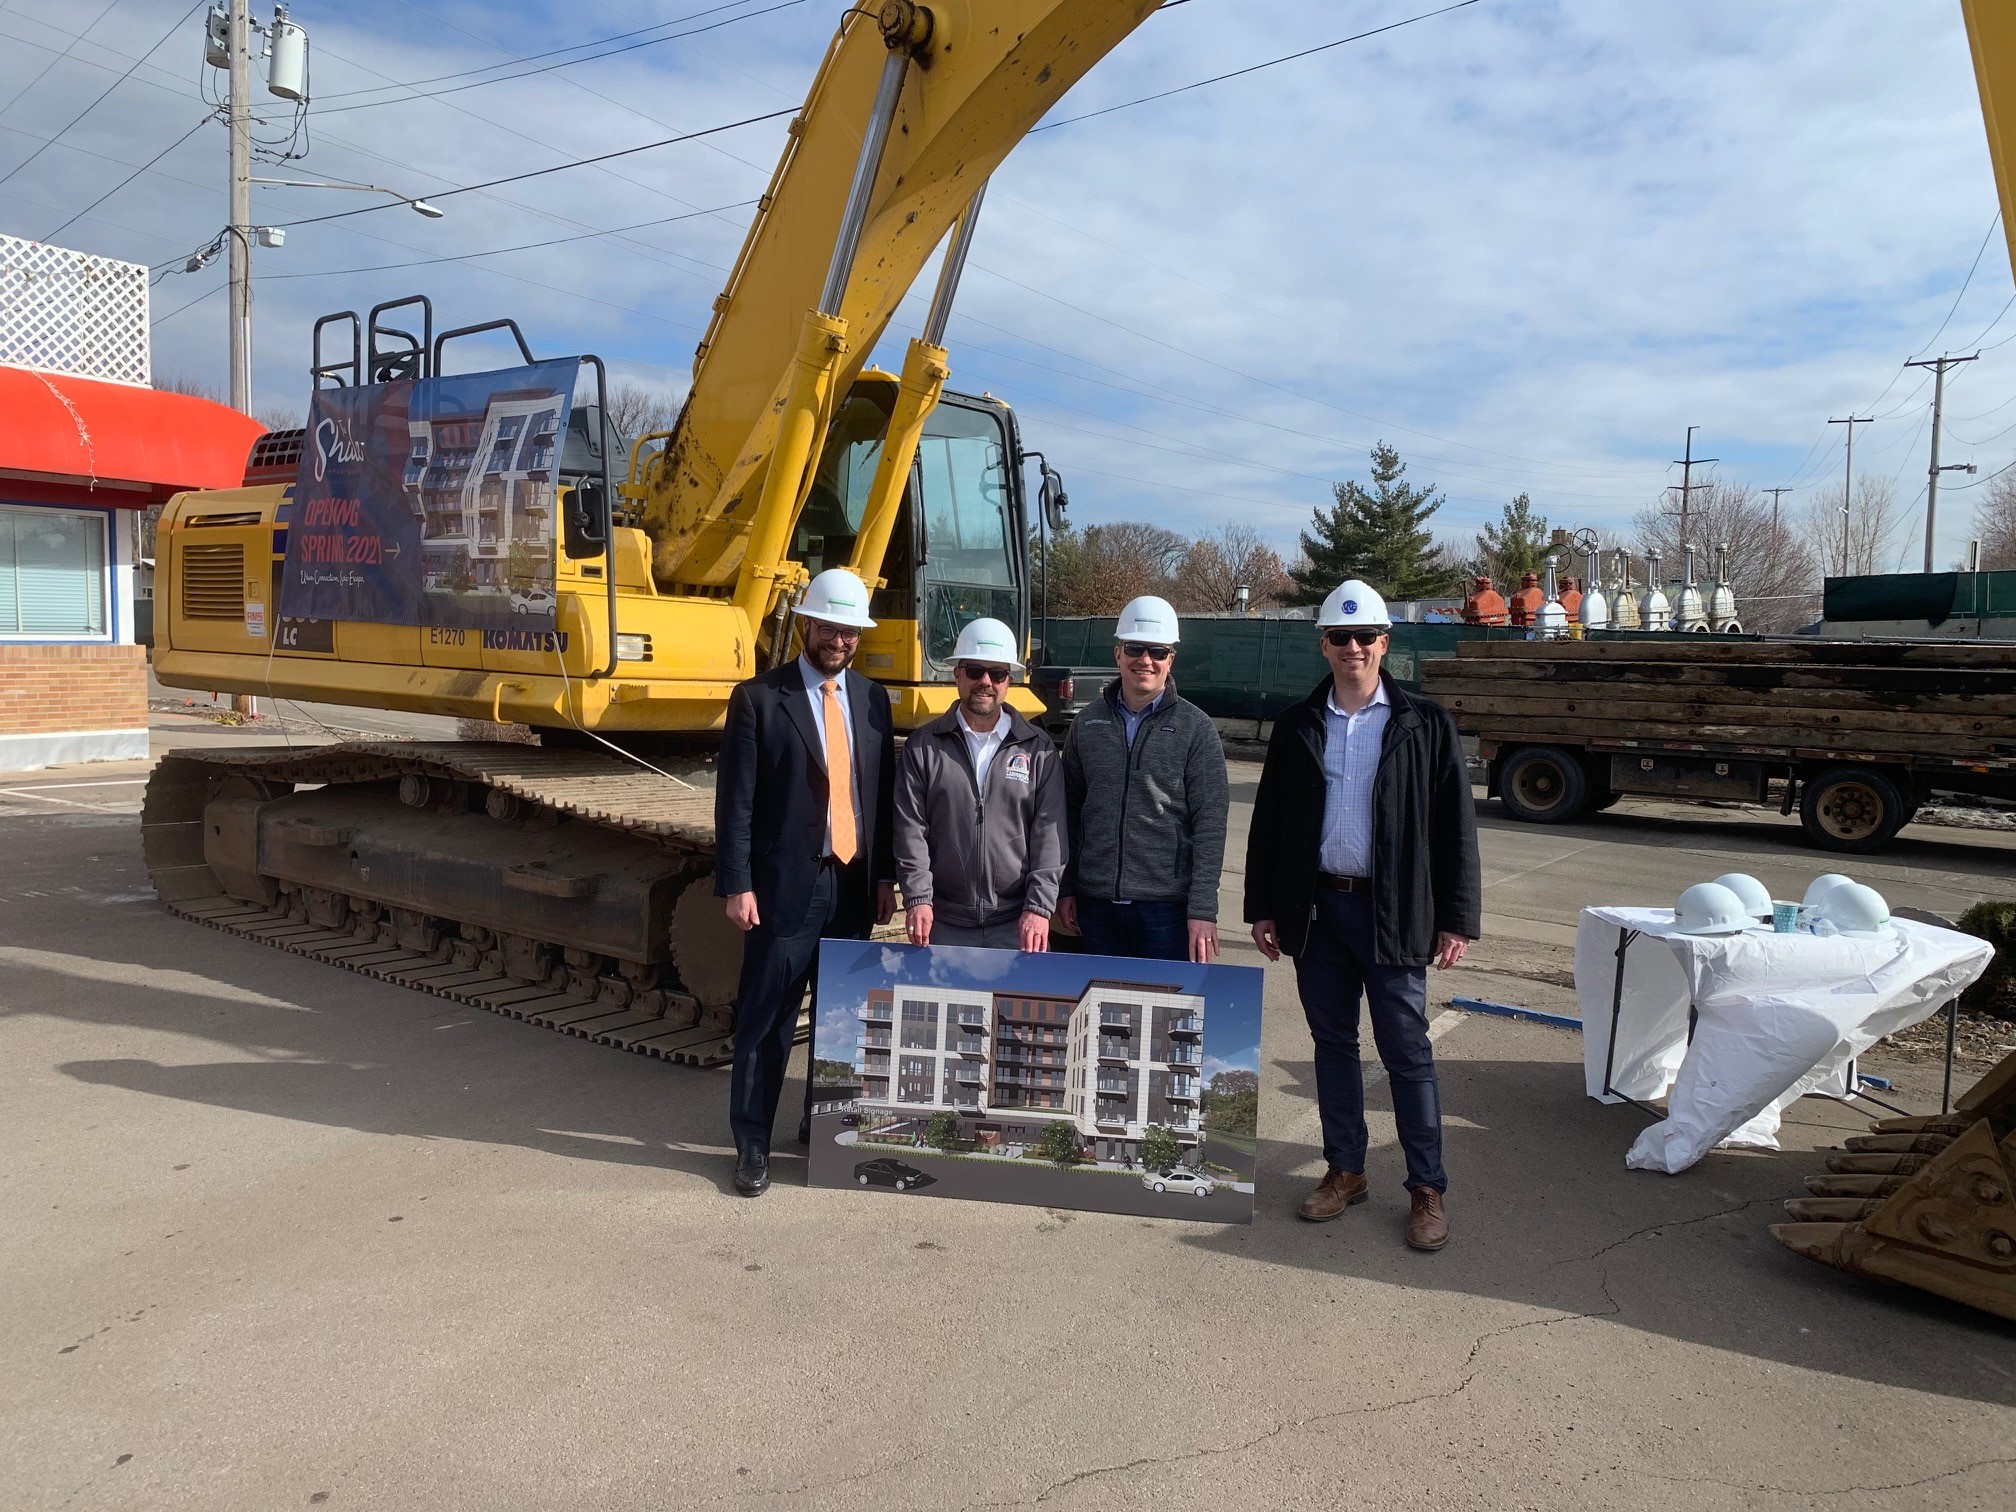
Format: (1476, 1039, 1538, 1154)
(822, 678, 857, 863)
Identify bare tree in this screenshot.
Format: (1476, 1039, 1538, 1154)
(1038, 521, 1188, 615)
(1633, 481, 1819, 633)
(255, 404, 303, 433)
(603, 380, 683, 441)
(1972, 469, 2016, 570)
(1803, 474, 1906, 579)
(153, 372, 219, 400)
(1172, 523, 1291, 611)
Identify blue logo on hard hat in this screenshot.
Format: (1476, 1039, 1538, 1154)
(1343, 599, 1359, 615)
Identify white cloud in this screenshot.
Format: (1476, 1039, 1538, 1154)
(10, 0, 2009, 564)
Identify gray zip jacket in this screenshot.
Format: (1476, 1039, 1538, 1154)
(1062, 679, 1229, 921)
(894, 705, 1067, 928)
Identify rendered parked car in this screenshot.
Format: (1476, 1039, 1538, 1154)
(854, 1157, 935, 1191)
(1142, 1168, 1214, 1197)
(510, 586, 556, 616)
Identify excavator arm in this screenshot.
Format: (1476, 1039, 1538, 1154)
(630, 0, 1163, 615)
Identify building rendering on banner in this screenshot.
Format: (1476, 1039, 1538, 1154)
(403, 388, 561, 596)
(856, 979, 1206, 1162)
(0, 234, 262, 773)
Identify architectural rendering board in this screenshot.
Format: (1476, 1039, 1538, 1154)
(809, 942, 1261, 1224)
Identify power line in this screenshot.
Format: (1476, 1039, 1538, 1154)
(269, 107, 796, 228)
(0, 0, 124, 113)
(1032, 0, 1482, 131)
(42, 113, 208, 240)
(313, 0, 809, 116)
(1909, 211, 2002, 360)
(0, 0, 205, 187)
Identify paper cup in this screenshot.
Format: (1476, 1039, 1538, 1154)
(1772, 901, 1799, 934)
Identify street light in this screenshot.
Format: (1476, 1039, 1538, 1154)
(251, 177, 445, 217)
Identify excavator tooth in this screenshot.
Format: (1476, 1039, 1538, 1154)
(1841, 1132, 1957, 1155)
(1823, 1151, 1932, 1176)
(1783, 1197, 1883, 1223)
(1769, 1222, 1858, 1265)
(1870, 1114, 1975, 1137)
(1804, 1172, 1907, 1198)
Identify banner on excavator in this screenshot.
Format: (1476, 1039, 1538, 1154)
(279, 359, 576, 631)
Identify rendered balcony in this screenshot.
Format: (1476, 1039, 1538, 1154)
(1095, 1077, 1130, 1095)
(1097, 1039, 1131, 1063)
(1167, 1080, 1200, 1102)
(1165, 1047, 1201, 1068)
(862, 1000, 893, 1022)
(957, 1062, 985, 1084)
(955, 1008, 986, 1028)
(1099, 1008, 1133, 1030)
(1095, 1102, 1129, 1128)
(954, 1035, 987, 1056)
(863, 1030, 891, 1048)
(1167, 1014, 1202, 1036)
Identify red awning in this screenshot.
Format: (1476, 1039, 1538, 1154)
(0, 365, 264, 503)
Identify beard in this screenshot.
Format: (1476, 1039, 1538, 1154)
(805, 637, 853, 674)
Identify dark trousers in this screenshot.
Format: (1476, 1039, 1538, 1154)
(1075, 897, 1189, 961)
(1292, 888, 1446, 1192)
(729, 860, 857, 1156)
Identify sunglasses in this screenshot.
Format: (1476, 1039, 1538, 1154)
(957, 662, 1012, 683)
(1120, 643, 1173, 662)
(1324, 628, 1386, 649)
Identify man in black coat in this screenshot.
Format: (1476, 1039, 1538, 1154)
(1245, 580, 1480, 1250)
(715, 568, 896, 1197)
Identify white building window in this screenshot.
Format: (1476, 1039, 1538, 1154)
(0, 505, 107, 637)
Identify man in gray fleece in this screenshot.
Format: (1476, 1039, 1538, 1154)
(1057, 595, 1230, 964)
(894, 617, 1066, 951)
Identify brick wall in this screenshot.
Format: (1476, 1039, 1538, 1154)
(0, 643, 148, 735)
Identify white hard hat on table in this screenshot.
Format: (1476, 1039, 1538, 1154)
(951, 616, 1025, 670)
(1317, 579, 1392, 628)
(1674, 882, 1751, 935)
(1115, 595, 1180, 644)
(1802, 873, 1854, 909)
(795, 567, 877, 629)
(1818, 882, 1891, 937)
(1710, 872, 1773, 920)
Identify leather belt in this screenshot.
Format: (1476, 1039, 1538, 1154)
(1317, 872, 1369, 893)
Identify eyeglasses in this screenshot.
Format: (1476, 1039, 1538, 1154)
(808, 621, 861, 643)
(1120, 643, 1173, 662)
(957, 662, 1012, 683)
(1324, 628, 1386, 649)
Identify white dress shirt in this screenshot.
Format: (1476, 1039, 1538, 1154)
(957, 707, 1010, 793)
(1317, 678, 1390, 878)
(799, 654, 860, 855)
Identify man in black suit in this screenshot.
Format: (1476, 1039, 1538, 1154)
(715, 568, 897, 1197)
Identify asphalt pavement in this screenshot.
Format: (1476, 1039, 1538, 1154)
(2, 724, 2013, 1509)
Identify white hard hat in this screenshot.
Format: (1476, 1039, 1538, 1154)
(1317, 579, 1391, 628)
(795, 567, 877, 629)
(1802, 873, 1854, 909)
(1674, 882, 1751, 935)
(1819, 881, 1891, 937)
(1115, 595, 1180, 644)
(1710, 873, 1774, 920)
(950, 616, 1025, 670)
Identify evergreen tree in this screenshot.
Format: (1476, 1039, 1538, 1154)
(1474, 492, 1551, 585)
(1289, 443, 1462, 604)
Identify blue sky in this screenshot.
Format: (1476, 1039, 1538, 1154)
(811, 939, 1263, 1079)
(6, 1, 2013, 565)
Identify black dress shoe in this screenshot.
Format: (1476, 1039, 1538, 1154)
(734, 1149, 770, 1197)
(796, 1115, 810, 1146)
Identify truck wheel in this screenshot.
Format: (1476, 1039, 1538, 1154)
(1498, 746, 1590, 824)
(1800, 766, 1909, 853)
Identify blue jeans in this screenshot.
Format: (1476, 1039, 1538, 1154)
(1292, 888, 1446, 1192)
(1074, 897, 1189, 961)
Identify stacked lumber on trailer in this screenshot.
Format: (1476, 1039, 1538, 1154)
(1419, 638, 2016, 766)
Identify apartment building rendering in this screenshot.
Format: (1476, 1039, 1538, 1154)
(856, 978, 1206, 1164)
(403, 388, 562, 594)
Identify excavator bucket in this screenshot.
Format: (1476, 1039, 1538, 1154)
(1771, 1047, 2016, 1322)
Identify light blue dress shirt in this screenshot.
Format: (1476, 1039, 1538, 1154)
(1317, 679, 1390, 878)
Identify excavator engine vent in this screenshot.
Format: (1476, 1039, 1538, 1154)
(179, 543, 246, 619)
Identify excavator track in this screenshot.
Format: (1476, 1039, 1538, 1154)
(142, 741, 748, 1066)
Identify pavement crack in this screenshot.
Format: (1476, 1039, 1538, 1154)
(1616, 1454, 2016, 1499)
(1548, 1197, 1768, 1269)
(962, 1276, 1624, 1509)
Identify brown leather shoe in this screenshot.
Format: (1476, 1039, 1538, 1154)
(1407, 1187, 1448, 1251)
(1297, 1168, 1368, 1222)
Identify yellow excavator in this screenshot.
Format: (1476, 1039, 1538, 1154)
(142, 0, 2013, 1319)
(144, 0, 1161, 1055)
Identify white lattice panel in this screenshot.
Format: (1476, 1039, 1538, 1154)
(0, 233, 150, 386)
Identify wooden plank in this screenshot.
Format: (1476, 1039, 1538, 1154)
(1453, 637, 2016, 668)
(1432, 691, 2016, 738)
(1420, 674, 2016, 719)
(1422, 660, 2016, 698)
(1441, 711, 2014, 760)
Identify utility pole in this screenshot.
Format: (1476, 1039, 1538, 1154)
(1905, 353, 1979, 571)
(1762, 487, 1794, 537)
(227, 0, 252, 414)
(1828, 415, 1874, 575)
(1666, 426, 1718, 559)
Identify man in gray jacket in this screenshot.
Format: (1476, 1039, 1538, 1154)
(895, 618, 1066, 951)
(1058, 596, 1229, 964)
